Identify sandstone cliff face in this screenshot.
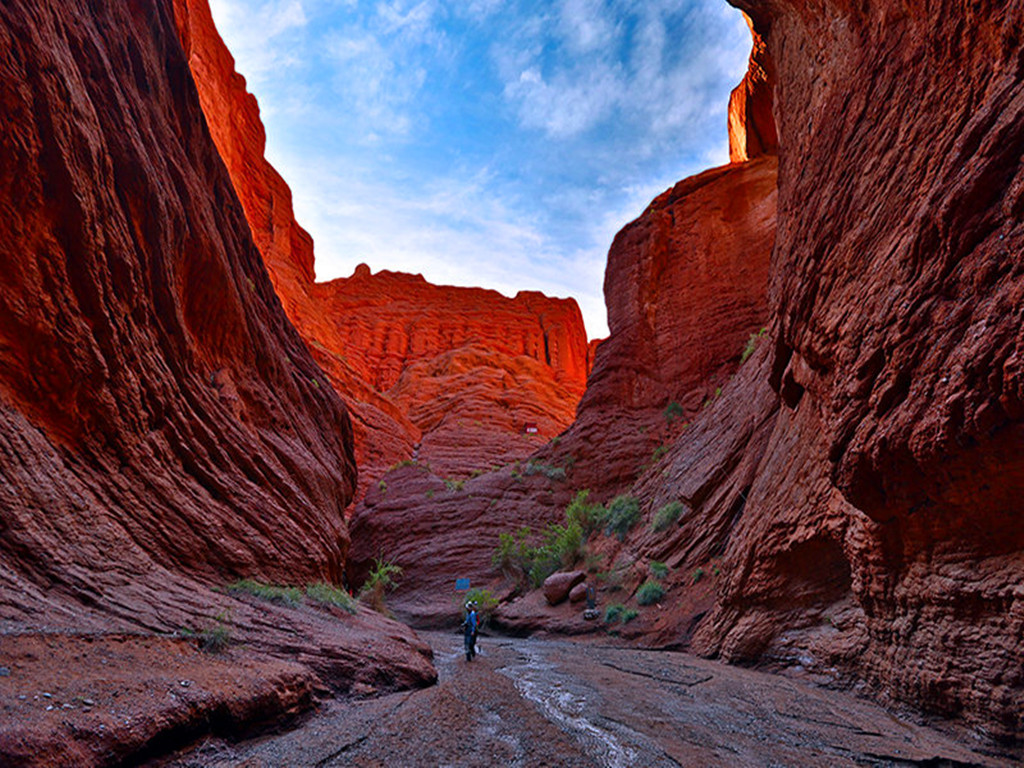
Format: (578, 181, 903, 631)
(174, 2, 590, 496)
(0, 2, 433, 760)
(619, 0, 1024, 743)
(546, 156, 777, 497)
(348, 0, 1024, 744)
(313, 268, 589, 481)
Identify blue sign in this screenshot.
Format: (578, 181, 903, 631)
(455, 578, 471, 591)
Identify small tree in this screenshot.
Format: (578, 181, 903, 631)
(359, 558, 403, 614)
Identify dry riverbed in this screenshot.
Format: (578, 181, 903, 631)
(161, 631, 1015, 767)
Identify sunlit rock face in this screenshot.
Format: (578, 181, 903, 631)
(0, 0, 434, 727)
(174, 0, 591, 498)
(548, 157, 778, 498)
(347, 156, 778, 627)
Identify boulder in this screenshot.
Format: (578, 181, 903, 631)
(543, 571, 586, 606)
(568, 582, 589, 604)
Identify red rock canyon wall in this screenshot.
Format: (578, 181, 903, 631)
(0, 2, 433, 760)
(622, 0, 1024, 743)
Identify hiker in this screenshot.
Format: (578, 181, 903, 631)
(462, 601, 478, 661)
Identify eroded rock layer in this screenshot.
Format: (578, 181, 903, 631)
(348, 155, 778, 624)
(0, 2, 433, 760)
(347, 0, 1024, 744)
(622, 0, 1024, 744)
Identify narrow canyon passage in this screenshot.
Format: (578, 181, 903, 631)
(162, 632, 1005, 767)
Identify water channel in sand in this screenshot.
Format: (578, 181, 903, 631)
(162, 631, 1013, 767)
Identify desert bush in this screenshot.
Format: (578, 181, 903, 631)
(692, 567, 705, 585)
(604, 603, 625, 623)
(522, 461, 567, 481)
(227, 579, 303, 607)
(649, 561, 669, 580)
(184, 610, 233, 653)
(636, 580, 665, 606)
(651, 501, 685, 532)
(664, 400, 684, 423)
(492, 526, 535, 583)
(741, 327, 768, 363)
(604, 495, 640, 540)
(604, 603, 639, 625)
(565, 489, 605, 534)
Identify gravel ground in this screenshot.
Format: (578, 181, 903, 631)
(160, 631, 1017, 767)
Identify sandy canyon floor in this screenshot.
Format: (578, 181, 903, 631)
(160, 631, 1011, 767)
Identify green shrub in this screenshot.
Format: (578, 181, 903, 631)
(664, 400, 684, 423)
(604, 603, 625, 623)
(522, 461, 567, 481)
(604, 604, 639, 625)
(227, 579, 303, 607)
(604, 495, 640, 540)
(444, 478, 465, 492)
(492, 526, 535, 583)
(636, 580, 665, 606)
(565, 489, 606, 534)
(651, 501, 685, 532)
(305, 582, 357, 614)
(359, 558, 403, 614)
(649, 561, 669, 580)
(692, 567, 705, 585)
(184, 610, 233, 653)
(378, 479, 387, 494)
(741, 327, 768, 363)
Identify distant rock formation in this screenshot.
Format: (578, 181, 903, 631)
(174, 0, 591, 498)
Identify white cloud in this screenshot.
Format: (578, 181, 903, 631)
(559, 0, 618, 54)
(208, 0, 308, 85)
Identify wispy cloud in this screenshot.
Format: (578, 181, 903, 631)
(207, 0, 753, 338)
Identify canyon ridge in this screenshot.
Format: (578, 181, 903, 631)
(0, 0, 1021, 765)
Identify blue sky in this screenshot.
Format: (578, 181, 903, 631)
(208, 0, 751, 338)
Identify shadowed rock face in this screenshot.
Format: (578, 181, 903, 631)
(624, 0, 1024, 744)
(173, 0, 591, 498)
(0, 4, 434, 755)
(348, 156, 778, 624)
(0, 0, 352, 617)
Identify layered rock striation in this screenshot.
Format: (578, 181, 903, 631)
(348, 0, 1024, 746)
(621, 0, 1024, 744)
(0, 1, 433, 761)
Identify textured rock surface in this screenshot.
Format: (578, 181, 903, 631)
(609, 0, 1024, 746)
(174, 0, 591, 498)
(728, 14, 777, 163)
(544, 156, 777, 498)
(349, 0, 1024, 745)
(347, 156, 777, 627)
(0, 0, 434, 760)
(313, 269, 590, 484)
